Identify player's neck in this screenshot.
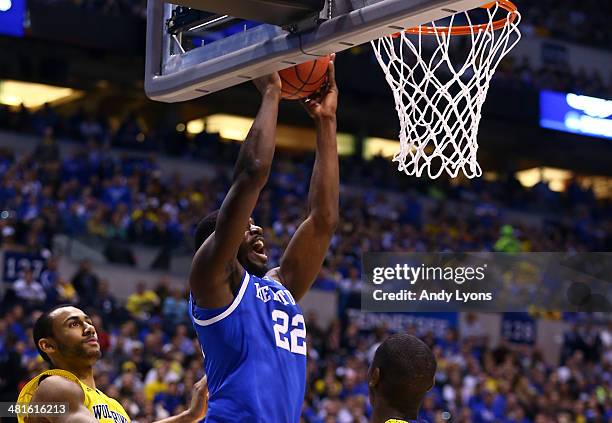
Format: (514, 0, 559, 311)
(62, 364, 96, 389)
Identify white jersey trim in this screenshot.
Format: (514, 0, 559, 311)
(192, 272, 250, 327)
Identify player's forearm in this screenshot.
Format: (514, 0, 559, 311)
(307, 117, 339, 230)
(233, 90, 280, 187)
(153, 410, 198, 423)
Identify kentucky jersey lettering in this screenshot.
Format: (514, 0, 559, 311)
(190, 271, 307, 423)
(254, 281, 296, 305)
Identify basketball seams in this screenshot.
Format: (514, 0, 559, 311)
(280, 78, 303, 91)
(281, 68, 306, 98)
(296, 61, 317, 85)
(310, 70, 328, 84)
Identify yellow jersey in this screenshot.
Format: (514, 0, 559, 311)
(17, 369, 130, 423)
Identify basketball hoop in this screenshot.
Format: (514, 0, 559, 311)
(371, 1, 521, 178)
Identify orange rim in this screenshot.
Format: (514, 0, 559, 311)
(393, 0, 518, 37)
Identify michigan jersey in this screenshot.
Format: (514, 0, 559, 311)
(190, 271, 307, 423)
(17, 369, 130, 423)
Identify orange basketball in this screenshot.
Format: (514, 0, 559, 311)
(279, 56, 331, 100)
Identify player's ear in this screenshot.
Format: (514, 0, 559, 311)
(39, 338, 57, 356)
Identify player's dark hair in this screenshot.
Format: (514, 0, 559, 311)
(33, 304, 74, 366)
(194, 210, 219, 252)
(372, 333, 437, 414)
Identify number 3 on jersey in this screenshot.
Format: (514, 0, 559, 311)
(272, 310, 306, 355)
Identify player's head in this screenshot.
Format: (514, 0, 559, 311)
(195, 210, 268, 277)
(368, 334, 437, 418)
(33, 305, 101, 368)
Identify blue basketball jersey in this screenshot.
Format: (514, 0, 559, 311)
(190, 271, 307, 423)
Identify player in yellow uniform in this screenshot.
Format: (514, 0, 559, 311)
(367, 334, 437, 423)
(17, 305, 208, 423)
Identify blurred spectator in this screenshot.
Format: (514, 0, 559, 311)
(162, 288, 189, 328)
(71, 259, 100, 307)
(143, 359, 179, 401)
(153, 381, 183, 415)
(13, 268, 46, 307)
(39, 256, 60, 304)
(155, 276, 172, 312)
(494, 225, 523, 253)
(33, 128, 60, 163)
(126, 281, 160, 321)
(91, 313, 111, 352)
(93, 279, 120, 322)
(4, 305, 26, 342)
(57, 277, 79, 303)
(461, 313, 487, 346)
(169, 325, 195, 356)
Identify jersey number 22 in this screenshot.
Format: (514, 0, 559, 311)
(272, 310, 306, 355)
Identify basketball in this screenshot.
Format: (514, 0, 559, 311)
(279, 56, 331, 100)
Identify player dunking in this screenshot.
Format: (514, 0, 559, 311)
(368, 334, 437, 423)
(17, 305, 208, 423)
(188, 58, 339, 422)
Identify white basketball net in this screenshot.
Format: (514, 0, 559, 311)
(371, 2, 521, 178)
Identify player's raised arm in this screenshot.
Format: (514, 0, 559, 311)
(271, 57, 339, 301)
(27, 376, 97, 423)
(190, 73, 282, 309)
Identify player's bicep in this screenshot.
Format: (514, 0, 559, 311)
(190, 175, 260, 307)
(278, 216, 333, 301)
(211, 176, 261, 261)
(29, 377, 95, 423)
(190, 233, 235, 308)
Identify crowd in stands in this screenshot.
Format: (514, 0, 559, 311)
(0, 120, 609, 263)
(0, 111, 610, 261)
(0, 119, 609, 420)
(519, 0, 612, 49)
(492, 56, 611, 98)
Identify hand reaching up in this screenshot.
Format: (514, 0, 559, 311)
(301, 54, 338, 122)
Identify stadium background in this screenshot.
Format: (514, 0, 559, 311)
(0, 0, 610, 422)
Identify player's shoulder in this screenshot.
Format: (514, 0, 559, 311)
(17, 371, 87, 423)
(263, 267, 285, 286)
(18, 369, 84, 403)
(32, 374, 85, 403)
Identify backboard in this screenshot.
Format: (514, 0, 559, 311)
(145, 0, 486, 102)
